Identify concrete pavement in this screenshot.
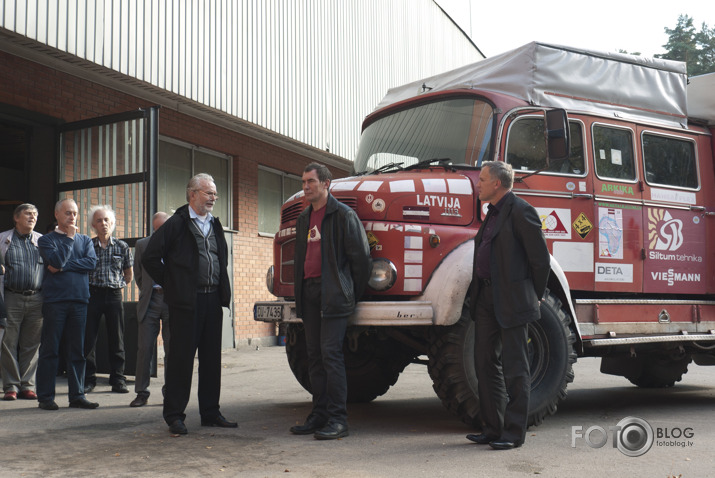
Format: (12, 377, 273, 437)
(1, 345, 714, 477)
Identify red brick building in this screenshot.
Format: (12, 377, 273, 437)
(0, 2, 483, 355)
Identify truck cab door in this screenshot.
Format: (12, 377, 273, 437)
(590, 122, 643, 293)
(638, 127, 707, 295)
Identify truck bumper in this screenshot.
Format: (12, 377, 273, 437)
(254, 300, 435, 326)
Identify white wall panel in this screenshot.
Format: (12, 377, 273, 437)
(0, 0, 484, 160)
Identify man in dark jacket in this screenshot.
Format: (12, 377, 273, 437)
(289, 163, 371, 440)
(466, 161, 550, 450)
(142, 173, 235, 435)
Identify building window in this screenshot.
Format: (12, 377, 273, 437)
(158, 138, 232, 227)
(258, 167, 302, 235)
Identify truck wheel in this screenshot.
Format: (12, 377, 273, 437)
(285, 323, 414, 403)
(626, 355, 691, 388)
(528, 291, 578, 425)
(428, 289, 577, 428)
(285, 323, 312, 392)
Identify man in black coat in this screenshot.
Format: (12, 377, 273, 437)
(289, 163, 371, 440)
(466, 161, 550, 450)
(142, 173, 235, 435)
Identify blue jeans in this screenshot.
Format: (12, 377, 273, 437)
(37, 301, 88, 403)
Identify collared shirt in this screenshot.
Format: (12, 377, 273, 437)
(189, 206, 214, 237)
(89, 236, 133, 289)
(4, 230, 43, 291)
(475, 192, 512, 280)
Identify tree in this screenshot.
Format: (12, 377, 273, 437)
(694, 23, 715, 75)
(656, 14, 715, 76)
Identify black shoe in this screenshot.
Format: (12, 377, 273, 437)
(169, 419, 188, 435)
(130, 394, 148, 407)
(69, 398, 99, 409)
(83, 383, 95, 394)
(466, 433, 498, 445)
(290, 414, 327, 435)
(112, 382, 129, 394)
(489, 439, 522, 450)
(314, 421, 349, 440)
(38, 400, 59, 411)
(201, 414, 238, 428)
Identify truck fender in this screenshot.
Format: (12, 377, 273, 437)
(416, 240, 474, 326)
(547, 256, 584, 351)
(417, 240, 584, 346)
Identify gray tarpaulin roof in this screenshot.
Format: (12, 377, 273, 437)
(687, 72, 715, 125)
(376, 42, 690, 128)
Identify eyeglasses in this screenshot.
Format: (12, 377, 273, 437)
(195, 189, 219, 199)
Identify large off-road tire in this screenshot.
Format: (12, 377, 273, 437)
(625, 355, 691, 388)
(427, 289, 577, 428)
(285, 323, 414, 403)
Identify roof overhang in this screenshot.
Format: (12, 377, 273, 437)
(0, 28, 353, 172)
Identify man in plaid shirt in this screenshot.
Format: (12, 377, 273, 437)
(83, 205, 133, 394)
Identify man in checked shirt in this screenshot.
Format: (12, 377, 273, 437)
(83, 205, 133, 394)
(0, 204, 44, 401)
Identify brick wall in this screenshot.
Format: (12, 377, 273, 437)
(0, 50, 347, 345)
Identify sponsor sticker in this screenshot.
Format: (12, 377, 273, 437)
(595, 263, 633, 282)
(537, 208, 571, 239)
(372, 198, 385, 212)
(598, 207, 623, 259)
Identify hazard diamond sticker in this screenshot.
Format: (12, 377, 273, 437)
(573, 212, 593, 239)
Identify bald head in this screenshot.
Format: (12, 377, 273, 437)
(152, 211, 169, 231)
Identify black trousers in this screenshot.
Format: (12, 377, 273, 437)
(474, 283, 530, 443)
(84, 287, 126, 386)
(302, 278, 349, 425)
(163, 290, 223, 425)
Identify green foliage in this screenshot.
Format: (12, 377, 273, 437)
(655, 14, 715, 76)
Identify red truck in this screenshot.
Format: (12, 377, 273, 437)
(254, 42, 715, 427)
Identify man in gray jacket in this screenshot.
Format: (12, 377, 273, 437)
(130, 211, 170, 407)
(0, 204, 44, 401)
(289, 163, 371, 440)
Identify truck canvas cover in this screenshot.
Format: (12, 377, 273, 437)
(376, 42, 688, 128)
(687, 72, 715, 125)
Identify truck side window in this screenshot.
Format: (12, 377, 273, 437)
(593, 125, 635, 181)
(642, 133, 698, 189)
(505, 117, 584, 175)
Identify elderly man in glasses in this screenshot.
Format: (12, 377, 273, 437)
(142, 173, 235, 436)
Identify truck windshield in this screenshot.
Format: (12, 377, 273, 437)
(354, 98, 494, 173)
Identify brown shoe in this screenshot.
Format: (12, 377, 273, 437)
(18, 390, 38, 400)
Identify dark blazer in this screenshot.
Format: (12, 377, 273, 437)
(470, 192, 550, 328)
(142, 204, 231, 311)
(133, 236, 154, 322)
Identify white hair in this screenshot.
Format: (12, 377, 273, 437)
(186, 173, 216, 202)
(89, 204, 117, 234)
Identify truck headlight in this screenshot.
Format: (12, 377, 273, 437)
(368, 258, 397, 291)
(266, 265, 274, 294)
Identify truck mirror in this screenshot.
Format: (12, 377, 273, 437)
(545, 109, 570, 162)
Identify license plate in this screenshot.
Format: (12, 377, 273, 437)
(255, 304, 284, 320)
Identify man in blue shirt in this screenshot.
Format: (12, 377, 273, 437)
(36, 198, 99, 410)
